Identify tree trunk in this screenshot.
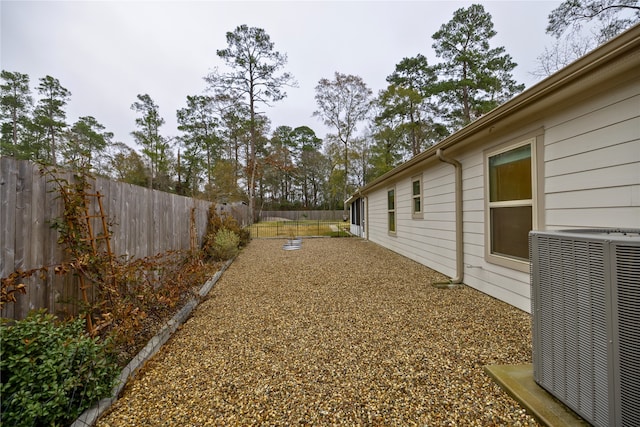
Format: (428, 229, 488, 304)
(49, 128, 57, 165)
(343, 141, 348, 220)
(248, 94, 257, 225)
(12, 109, 18, 146)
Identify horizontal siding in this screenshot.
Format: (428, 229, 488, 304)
(545, 116, 639, 161)
(546, 185, 640, 208)
(367, 188, 387, 243)
(546, 162, 639, 193)
(546, 140, 639, 177)
(546, 207, 640, 229)
(544, 93, 639, 144)
(462, 262, 531, 312)
(363, 72, 639, 314)
(366, 164, 458, 279)
(544, 79, 640, 229)
(366, 145, 534, 312)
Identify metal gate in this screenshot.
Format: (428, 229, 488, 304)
(248, 220, 350, 238)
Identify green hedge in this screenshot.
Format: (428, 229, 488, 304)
(1, 311, 119, 427)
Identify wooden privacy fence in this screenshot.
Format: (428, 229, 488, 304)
(0, 158, 248, 321)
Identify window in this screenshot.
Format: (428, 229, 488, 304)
(486, 139, 535, 266)
(351, 197, 362, 225)
(388, 188, 396, 233)
(412, 177, 423, 219)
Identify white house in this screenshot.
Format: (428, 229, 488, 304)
(348, 25, 640, 313)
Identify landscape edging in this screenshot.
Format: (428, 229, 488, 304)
(70, 257, 235, 427)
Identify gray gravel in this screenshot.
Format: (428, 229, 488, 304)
(97, 238, 538, 426)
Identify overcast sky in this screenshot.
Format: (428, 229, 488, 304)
(1, 0, 562, 149)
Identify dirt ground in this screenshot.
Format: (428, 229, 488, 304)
(97, 238, 538, 426)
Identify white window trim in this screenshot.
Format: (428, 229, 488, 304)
(388, 186, 397, 235)
(484, 137, 539, 273)
(411, 175, 423, 220)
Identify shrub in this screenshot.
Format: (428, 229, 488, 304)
(203, 208, 249, 260)
(203, 207, 250, 249)
(0, 311, 119, 427)
(206, 228, 240, 260)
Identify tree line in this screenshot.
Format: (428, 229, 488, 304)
(2, 1, 637, 220)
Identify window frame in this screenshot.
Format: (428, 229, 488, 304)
(411, 175, 423, 220)
(484, 136, 540, 272)
(387, 186, 396, 235)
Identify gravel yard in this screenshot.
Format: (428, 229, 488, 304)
(97, 238, 538, 426)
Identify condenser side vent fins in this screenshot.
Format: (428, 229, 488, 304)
(530, 229, 640, 427)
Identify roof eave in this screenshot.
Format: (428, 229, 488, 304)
(354, 23, 640, 196)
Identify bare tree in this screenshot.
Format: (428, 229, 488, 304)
(313, 72, 372, 217)
(535, 0, 640, 77)
(531, 35, 596, 78)
(547, 0, 640, 42)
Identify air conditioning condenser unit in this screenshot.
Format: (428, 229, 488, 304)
(530, 229, 640, 427)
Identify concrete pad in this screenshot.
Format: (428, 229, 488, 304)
(484, 364, 590, 427)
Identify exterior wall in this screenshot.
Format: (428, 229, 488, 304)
(458, 146, 534, 313)
(363, 74, 639, 314)
(366, 140, 539, 313)
(366, 163, 458, 280)
(543, 82, 640, 229)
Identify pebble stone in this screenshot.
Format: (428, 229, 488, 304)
(97, 238, 539, 426)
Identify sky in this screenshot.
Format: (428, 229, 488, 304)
(1, 0, 563, 149)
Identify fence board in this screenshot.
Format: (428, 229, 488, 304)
(1, 158, 17, 280)
(152, 190, 160, 255)
(44, 169, 60, 315)
(1, 158, 248, 321)
(1, 158, 17, 319)
(45, 169, 68, 317)
(30, 164, 47, 318)
(14, 161, 30, 271)
(14, 161, 33, 319)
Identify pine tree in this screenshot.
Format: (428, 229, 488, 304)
(205, 25, 296, 222)
(34, 75, 71, 164)
(0, 70, 33, 158)
(431, 4, 524, 129)
(131, 94, 170, 190)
